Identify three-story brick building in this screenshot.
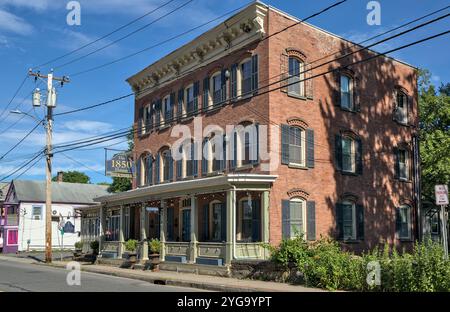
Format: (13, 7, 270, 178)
(91, 2, 419, 268)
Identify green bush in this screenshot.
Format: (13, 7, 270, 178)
(74, 241, 83, 250)
(125, 239, 139, 252)
(90, 240, 99, 252)
(264, 235, 450, 292)
(149, 238, 161, 254)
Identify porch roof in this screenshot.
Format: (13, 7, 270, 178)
(94, 174, 277, 206)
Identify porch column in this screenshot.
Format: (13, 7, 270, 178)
(118, 205, 124, 258)
(189, 195, 198, 263)
(140, 204, 148, 261)
(225, 188, 235, 264)
(262, 190, 270, 259)
(160, 200, 167, 262)
(99, 205, 106, 253)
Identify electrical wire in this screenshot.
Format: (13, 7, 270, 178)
(0, 121, 44, 161)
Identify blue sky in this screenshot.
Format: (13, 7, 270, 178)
(0, 0, 449, 184)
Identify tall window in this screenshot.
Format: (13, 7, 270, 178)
(430, 212, 439, 235)
(211, 73, 222, 105)
(186, 141, 194, 177)
(241, 59, 252, 95)
(162, 149, 172, 182)
(397, 148, 409, 180)
(396, 91, 408, 124)
(143, 104, 152, 133)
(340, 74, 353, 109)
(235, 123, 258, 167)
(185, 85, 194, 115)
(282, 198, 305, 239)
(105, 210, 120, 241)
(211, 137, 221, 172)
(238, 198, 261, 242)
(342, 201, 356, 240)
(211, 202, 223, 241)
(341, 137, 355, 173)
(288, 126, 304, 166)
(181, 207, 191, 242)
(397, 205, 412, 240)
(162, 95, 173, 124)
(288, 57, 305, 97)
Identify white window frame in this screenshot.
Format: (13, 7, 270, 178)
(342, 136, 356, 173)
(236, 123, 258, 167)
(398, 149, 409, 180)
(32, 205, 42, 220)
(161, 94, 172, 125)
(342, 200, 357, 241)
(143, 104, 151, 134)
(396, 90, 408, 124)
(288, 198, 306, 238)
(209, 71, 222, 107)
(184, 83, 194, 116)
(288, 56, 305, 97)
(161, 149, 171, 182)
(398, 205, 412, 240)
(238, 58, 252, 97)
(209, 200, 223, 242)
(288, 126, 306, 167)
(340, 74, 353, 110)
(179, 204, 191, 242)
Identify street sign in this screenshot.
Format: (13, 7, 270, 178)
(105, 152, 133, 178)
(435, 185, 449, 205)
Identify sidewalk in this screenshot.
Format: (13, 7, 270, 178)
(0, 255, 324, 292)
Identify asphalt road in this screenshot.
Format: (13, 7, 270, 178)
(0, 259, 204, 292)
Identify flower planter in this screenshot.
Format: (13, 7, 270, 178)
(149, 253, 160, 271)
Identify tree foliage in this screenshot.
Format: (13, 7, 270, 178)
(52, 170, 90, 184)
(418, 69, 450, 200)
(107, 177, 131, 193)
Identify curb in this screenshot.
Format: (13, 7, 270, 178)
(36, 262, 270, 292)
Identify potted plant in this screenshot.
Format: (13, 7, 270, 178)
(90, 240, 99, 255)
(149, 238, 161, 271)
(74, 241, 83, 257)
(124, 239, 139, 263)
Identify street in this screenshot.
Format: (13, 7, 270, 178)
(0, 259, 204, 292)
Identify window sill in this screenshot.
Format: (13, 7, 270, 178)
(288, 163, 308, 170)
(338, 170, 358, 176)
(397, 178, 412, 183)
(287, 92, 308, 101)
(340, 107, 359, 113)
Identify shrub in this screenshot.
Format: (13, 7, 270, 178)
(125, 239, 139, 252)
(90, 240, 99, 252)
(149, 238, 161, 254)
(74, 241, 83, 250)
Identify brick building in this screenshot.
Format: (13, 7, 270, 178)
(89, 2, 419, 267)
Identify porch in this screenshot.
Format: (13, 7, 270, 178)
(93, 174, 276, 266)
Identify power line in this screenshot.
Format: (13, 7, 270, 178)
(0, 75, 28, 121)
(0, 121, 44, 161)
(53, 0, 195, 70)
(59, 152, 106, 177)
(34, 0, 178, 69)
(0, 150, 44, 182)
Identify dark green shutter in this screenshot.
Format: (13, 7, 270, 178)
(221, 69, 227, 103)
(221, 203, 227, 241)
(202, 203, 209, 241)
(356, 204, 364, 240)
(177, 88, 184, 119)
(395, 207, 401, 238)
(252, 123, 260, 164)
(169, 92, 175, 121)
(306, 129, 315, 168)
(281, 124, 289, 165)
(156, 99, 161, 127)
(220, 135, 226, 171)
(230, 132, 237, 169)
(136, 158, 141, 187)
(282, 200, 290, 239)
(193, 81, 199, 114)
(251, 54, 258, 92)
(155, 154, 160, 184)
(147, 155, 153, 185)
(202, 139, 208, 176)
(138, 106, 144, 137)
(168, 150, 173, 181)
(335, 134, 342, 171)
(176, 147, 182, 180)
(307, 201, 316, 241)
(231, 64, 237, 99)
(394, 147, 399, 179)
(167, 207, 174, 241)
(192, 141, 198, 177)
(252, 199, 261, 242)
(336, 203, 344, 240)
(203, 77, 209, 110)
(356, 138, 363, 175)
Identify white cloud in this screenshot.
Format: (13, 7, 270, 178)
(0, 9, 33, 34)
(62, 119, 114, 133)
(0, 0, 56, 11)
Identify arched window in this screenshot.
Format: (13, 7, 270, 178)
(288, 126, 305, 166)
(395, 147, 410, 180)
(282, 197, 306, 239)
(342, 200, 356, 240)
(141, 153, 153, 186)
(288, 56, 305, 97)
(159, 148, 173, 182)
(396, 204, 412, 240)
(335, 133, 362, 174)
(395, 90, 408, 124)
(340, 74, 353, 110)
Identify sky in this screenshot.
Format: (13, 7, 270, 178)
(0, 0, 449, 184)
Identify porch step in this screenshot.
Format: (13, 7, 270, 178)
(159, 261, 230, 277)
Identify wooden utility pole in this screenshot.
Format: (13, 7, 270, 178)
(28, 69, 69, 263)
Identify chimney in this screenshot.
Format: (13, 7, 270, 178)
(57, 171, 64, 182)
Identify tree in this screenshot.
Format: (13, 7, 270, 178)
(108, 177, 131, 193)
(418, 69, 450, 200)
(52, 170, 91, 184)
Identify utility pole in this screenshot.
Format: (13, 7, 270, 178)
(28, 69, 70, 263)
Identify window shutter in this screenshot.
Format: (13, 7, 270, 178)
(394, 147, 399, 179)
(221, 68, 227, 103)
(136, 158, 141, 187)
(168, 151, 173, 181)
(334, 72, 341, 107)
(335, 134, 342, 171)
(177, 88, 184, 119)
(356, 138, 363, 175)
(395, 207, 401, 238)
(356, 204, 364, 240)
(220, 135, 226, 171)
(306, 201, 316, 241)
(281, 124, 289, 165)
(202, 139, 208, 176)
(252, 123, 260, 164)
(176, 153, 182, 180)
(155, 154, 160, 184)
(138, 106, 144, 137)
(251, 54, 258, 93)
(147, 156, 153, 185)
(305, 63, 314, 99)
(353, 76, 361, 112)
(192, 141, 198, 177)
(202, 203, 209, 241)
(336, 203, 344, 240)
(156, 99, 162, 127)
(148, 103, 154, 131)
(167, 207, 174, 241)
(169, 92, 175, 122)
(193, 81, 200, 114)
(221, 203, 227, 242)
(203, 76, 209, 110)
(392, 90, 398, 122)
(252, 199, 261, 242)
(230, 132, 237, 169)
(231, 64, 237, 99)
(306, 129, 315, 168)
(280, 52, 288, 93)
(282, 200, 290, 239)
